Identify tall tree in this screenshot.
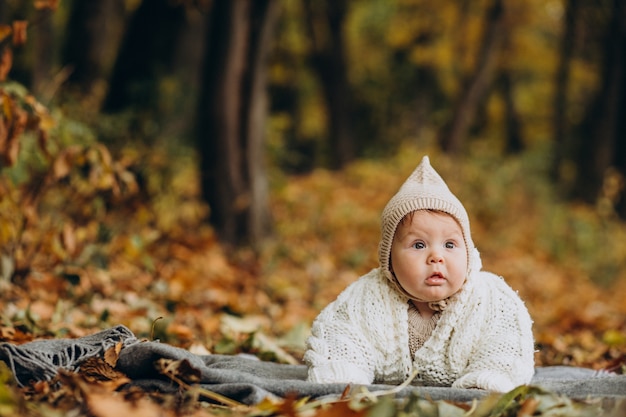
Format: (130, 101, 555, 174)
(551, 0, 580, 186)
(103, 0, 186, 114)
(62, 0, 126, 107)
(499, 70, 524, 154)
(303, 0, 355, 169)
(196, 0, 278, 248)
(573, 0, 626, 207)
(0, 1, 8, 24)
(438, 0, 506, 154)
(32, 4, 56, 100)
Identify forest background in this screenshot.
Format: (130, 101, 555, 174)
(1, 0, 626, 415)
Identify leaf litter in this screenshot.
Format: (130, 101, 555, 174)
(1, 132, 625, 415)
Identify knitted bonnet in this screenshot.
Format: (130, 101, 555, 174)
(378, 156, 482, 304)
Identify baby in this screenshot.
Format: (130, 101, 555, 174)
(304, 156, 534, 392)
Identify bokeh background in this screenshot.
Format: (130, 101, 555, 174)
(1, 0, 625, 371)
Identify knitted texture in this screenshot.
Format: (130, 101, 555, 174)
(407, 303, 440, 355)
(378, 156, 481, 302)
(304, 268, 535, 392)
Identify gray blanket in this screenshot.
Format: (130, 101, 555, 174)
(1, 325, 624, 405)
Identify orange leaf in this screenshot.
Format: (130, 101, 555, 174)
(518, 397, 540, 417)
(62, 222, 77, 255)
(0, 45, 12, 82)
(34, 0, 59, 11)
(315, 400, 368, 417)
(166, 323, 195, 341)
(0, 326, 15, 341)
(103, 342, 123, 367)
(2, 103, 27, 166)
(52, 145, 81, 179)
(79, 356, 130, 388)
(11, 21, 27, 46)
(0, 25, 11, 43)
(85, 390, 167, 417)
(0, 114, 7, 156)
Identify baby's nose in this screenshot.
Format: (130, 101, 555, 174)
(429, 253, 443, 263)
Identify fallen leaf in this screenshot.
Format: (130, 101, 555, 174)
(78, 356, 130, 388)
(0, 46, 10, 82)
(85, 390, 168, 417)
(155, 358, 201, 384)
(103, 342, 123, 367)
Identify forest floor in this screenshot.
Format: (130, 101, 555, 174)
(1, 144, 625, 416)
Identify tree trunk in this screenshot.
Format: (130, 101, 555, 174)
(439, 0, 505, 154)
(574, 0, 625, 204)
(616, 90, 626, 217)
(551, 0, 579, 185)
(245, 0, 278, 245)
(0, 1, 8, 24)
(303, 0, 355, 169)
(500, 70, 524, 154)
(103, 0, 185, 113)
(31, 7, 54, 99)
(196, 0, 276, 248)
(62, 0, 125, 106)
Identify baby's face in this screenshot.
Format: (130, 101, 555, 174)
(390, 210, 467, 303)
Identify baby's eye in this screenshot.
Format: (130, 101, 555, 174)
(445, 241, 456, 249)
(413, 242, 425, 249)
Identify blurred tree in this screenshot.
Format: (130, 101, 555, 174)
(551, 0, 580, 185)
(0, 0, 61, 100)
(2, 1, 32, 87)
(62, 0, 125, 108)
(572, 0, 625, 214)
(0, 0, 8, 24)
(103, 0, 186, 119)
(439, 0, 506, 154)
(499, 70, 524, 154)
(196, 0, 278, 248)
(303, 0, 355, 169)
(31, 5, 54, 99)
(266, 3, 317, 174)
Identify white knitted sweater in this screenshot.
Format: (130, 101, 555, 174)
(304, 268, 535, 392)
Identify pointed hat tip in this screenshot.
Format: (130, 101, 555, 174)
(407, 154, 446, 187)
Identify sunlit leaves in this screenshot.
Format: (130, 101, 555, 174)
(0, 362, 23, 416)
(0, 46, 12, 83)
(34, 0, 59, 11)
(2, 141, 626, 417)
(10, 21, 28, 46)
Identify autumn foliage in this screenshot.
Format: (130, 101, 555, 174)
(1, 6, 626, 417)
(1, 94, 626, 414)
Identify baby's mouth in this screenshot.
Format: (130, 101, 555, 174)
(426, 272, 446, 284)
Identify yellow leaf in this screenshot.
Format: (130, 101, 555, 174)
(603, 329, 626, 346)
(0, 25, 11, 43)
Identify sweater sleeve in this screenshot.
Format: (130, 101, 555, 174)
(304, 270, 407, 384)
(305, 310, 375, 384)
(452, 274, 535, 392)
